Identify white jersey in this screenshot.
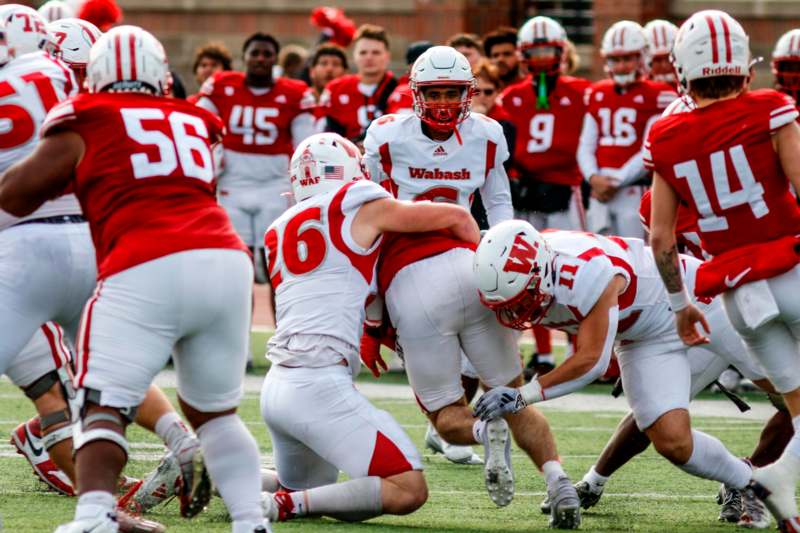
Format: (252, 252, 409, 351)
(266, 179, 390, 369)
(362, 112, 513, 226)
(539, 230, 696, 352)
(0, 52, 80, 228)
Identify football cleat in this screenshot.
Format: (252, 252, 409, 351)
(717, 484, 743, 523)
(424, 424, 483, 465)
(539, 494, 551, 515)
(10, 417, 74, 496)
(548, 476, 581, 529)
(739, 486, 771, 529)
(54, 513, 119, 533)
(481, 418, 514, 507)
(262, 490, 296, 522)
(574, 479, 604, 510)
(117, 475, 141, 495)
(116, 510, 166, 533)
(118, 451, 179, 513)
(177, 444, 213, 518)
(750, 461, 800, 528)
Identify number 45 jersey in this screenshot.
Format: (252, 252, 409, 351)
(264, 180, 390, 369)
(41, 92, 247, 280)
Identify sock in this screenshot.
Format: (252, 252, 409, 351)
(582, 465, 609, 492)
(74, 490, 115, 520)
(196, 414, 262, 523)
(785, 416, 800, 460)
(472, 419, 487, 443)
(293, 476, 383, 522)
(262, 468, 280, 492)
(679, 430, 752, 489)
(542, 460, 566, 487)
(538, 353, 555, 365)
(154, 411, 193, 455)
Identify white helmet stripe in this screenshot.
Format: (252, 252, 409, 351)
(128, 32, 137, 80)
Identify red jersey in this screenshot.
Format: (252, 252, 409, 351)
(42, 92, 246, 279)
(500, 75, 591, 185)
(582, 79, 676, 172)
(320, 73, 398, 140)
(198, 71, 314, 157)
(644, 89, 800, 295)
(386, 82, 413, 115)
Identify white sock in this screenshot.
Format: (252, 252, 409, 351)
(542, 460, 566, 487)
(74, 490, 115, 520)
(472, 419, 487, 443)
(679, 430, 751, 489)
(291, 476, 383, 522)
(784, 416, 800, 460)
(538, 353, 555, 365)
(261, 468, 280, 493)
(196, 414, 262, 523)
(582, 465, 609, 491)
(154, 411, 193, 455)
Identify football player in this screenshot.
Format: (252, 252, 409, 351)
(483, 26, 524, 88)
(772, 28, 800, 105)
(196, 32, 316, 284)
(259, 132, 480, 523)
(644, 20, 679, 88)
(320, 24, 397, 143)
(363, 46, 582, 529)
(647, 10, 800, 531)
(0, 26, 269, 533)
(474, 221, 758, 521)
(578, 20, 677, 239)
(308, 43, 347, 102)
(38, 0, 74, 22)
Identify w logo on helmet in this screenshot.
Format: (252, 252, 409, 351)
(503, 233, 538, 274)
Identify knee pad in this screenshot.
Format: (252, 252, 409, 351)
(24, 367, 75, 402)
(72, 389, 137, 456)
(40, 409, 73, 451)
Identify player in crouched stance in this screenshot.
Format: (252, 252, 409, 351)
(259, 132, 482, 523)
(0, 26, 268, 533)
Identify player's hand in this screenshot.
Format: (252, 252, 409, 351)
(473, 387, 527, 421)
(360, 330, 388, 377)
(589, 174, 618, 203)
(675, 304, 710, 346)
(452, 213, 481, 244)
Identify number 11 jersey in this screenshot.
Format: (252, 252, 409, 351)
(41, 92, 246, 279)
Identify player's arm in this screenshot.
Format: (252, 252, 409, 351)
(291, 113, 316, 149)
(195, 95, 220, 116)
(351, 197, 480, 250)
(650, 171, 709, 346)
(474, 276, 624, 420)
(774, 120, 800, 194)
(0, 131, 84, 217)
(577, 112, 600, 182)
(479, 135, 514, 225)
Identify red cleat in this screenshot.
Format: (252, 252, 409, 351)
(10, 417, 74, 496)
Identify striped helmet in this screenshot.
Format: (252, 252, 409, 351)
(86, 25, 168, 95)
(601, 21, 648, 86)
(644, 20, 678, 83)
(772, 29, 800, 97)
(38, 0, 75, 23)
(517, 16, 567, 75)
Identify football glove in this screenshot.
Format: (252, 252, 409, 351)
(474, 386, 527, 421)
(360, 327, 388, 378)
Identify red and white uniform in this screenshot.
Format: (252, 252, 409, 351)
(43, 92, 253, 409)
(0, 52, 96, 383)
(385, 82, 413, 115)
(363, 113, 520, 412)
(500, 75, 590, 230)
(537, 230, 763, 428)
(645, 89, 800, 393)
(197, 72, 316, 247)
(320, 73, 398, 141)
(578, 79, 677, 238)
(260, 179, 422, 489)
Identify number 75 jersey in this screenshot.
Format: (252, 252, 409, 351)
(264, 180, 390, 365)
(644, 89, 800, 256)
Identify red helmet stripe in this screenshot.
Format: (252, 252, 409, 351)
(80, 21, 97, 44)
(128, 33, 137, 80)
(113, 31, 122, 81)
(660, 25, 667, 48)
(719, 15, 732, 63)
(704, 15, 719, 63)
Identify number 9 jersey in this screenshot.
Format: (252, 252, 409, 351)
(41, 92, 247, 280)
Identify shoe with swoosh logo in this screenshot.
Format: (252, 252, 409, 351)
(10, 417, 74, 496)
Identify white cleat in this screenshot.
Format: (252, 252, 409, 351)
(750, 461, 800, 531)
(119, 450, 180, 513)
(54, 513, 119, 533)
(424, 424, 483, 465)
(739, 486, 772, 529)
(481, 418, 514, 507)
(232, 519, 273, 533)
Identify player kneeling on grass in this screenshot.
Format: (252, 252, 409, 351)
(259, 132, 486, 523)
(0, 25, 269, 533)
(473, 221, 758, 520)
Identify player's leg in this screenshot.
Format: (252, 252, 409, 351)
(173, 249, 266, 530)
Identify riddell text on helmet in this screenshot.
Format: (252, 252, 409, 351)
(701, 65, 744, 76)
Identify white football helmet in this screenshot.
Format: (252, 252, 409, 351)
(601, 20, 648, 86)
(2, 5, 52, 59)
(410, 46, 475, 132)
(48, 18, 101, 70)
(772, 29, 800, 98)
(672, 10, 749, 92)
(0, 24, 9, 67)
(517, 16, 567, 75)
(473, 220, 556, 330)
(644, 19, 678, 83)
(87, 25, 168, 95)
(289, 133, 366, 203)
(38, 0, 75, 23)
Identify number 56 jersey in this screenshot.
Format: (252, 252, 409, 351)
(264, 180, 390, 369)
(42, 92, 246, 279)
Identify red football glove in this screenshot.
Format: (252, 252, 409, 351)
(360, 327, 388, 378)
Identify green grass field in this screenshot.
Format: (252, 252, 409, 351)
(0, 333, 774, 532)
